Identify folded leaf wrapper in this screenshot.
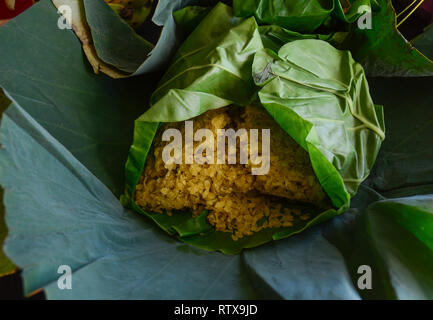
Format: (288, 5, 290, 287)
(51, 0, 238, 78)
(122, 3, 385, 254)
(0, 90, 16, 277)
(232, 0, 433, 76)
(53, 0, 433, 78)
(51, 0, 204, 77)
(233, 0, 335, 33)
(52, 0, 137, 78)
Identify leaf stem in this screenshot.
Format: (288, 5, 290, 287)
(396, 0, 419, 18)
(397, 0, 425, 28)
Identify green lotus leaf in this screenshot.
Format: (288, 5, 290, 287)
(233, 0, 335, 33)
(51, 0, 219, 77)
(0, 89, 16, 277)
(340, 0, 433, 76)
(230, 0, 433, 76)
(122, 4, 384, 254)
(411, 23, 433, 61)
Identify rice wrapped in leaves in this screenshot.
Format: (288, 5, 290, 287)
(135, 105, 328, 240)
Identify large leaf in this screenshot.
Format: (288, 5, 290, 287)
(82, 0, 154, 74)
(412, 23, 433, 61)
(123, 3, 273, 254)
(361, 195, 433, 299)
(0, 89, 16, 277)
(241, 184, 430, 300)
(51, 0, 186, 77)
(122, 4, 384, 254)
(52, 0, 155, 76)
(146, 3, 261, 115)
(2, 106, 431, 298)
(231, 0, 376, 35)
(0, 101, 378, 299)
(0, 0, 158, 197)
(257, 24, 340, 53)
(253, 41, 385, 200)
(51, 0, 129, 78)
(242, 206, 363, 300)
(171, 3, 331, 60)
(0, 89, 10, 115)
(343, 76, 433, 299)
(52, 0, 233, 77)
(232, 0, 335, 33)
(134, 0, 234, 74)
(230, 0, 433, 76)
(340, 0, 433, 76)
(323, 190, 433, 300)
(0, 103, 259, 299)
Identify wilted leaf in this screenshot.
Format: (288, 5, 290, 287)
(122, 4, 384, 254)
(52, 0, 129, 78)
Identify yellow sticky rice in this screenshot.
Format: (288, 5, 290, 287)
(134, 105, 328, 240)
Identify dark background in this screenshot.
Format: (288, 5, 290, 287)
(0, 272, 45, 300)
